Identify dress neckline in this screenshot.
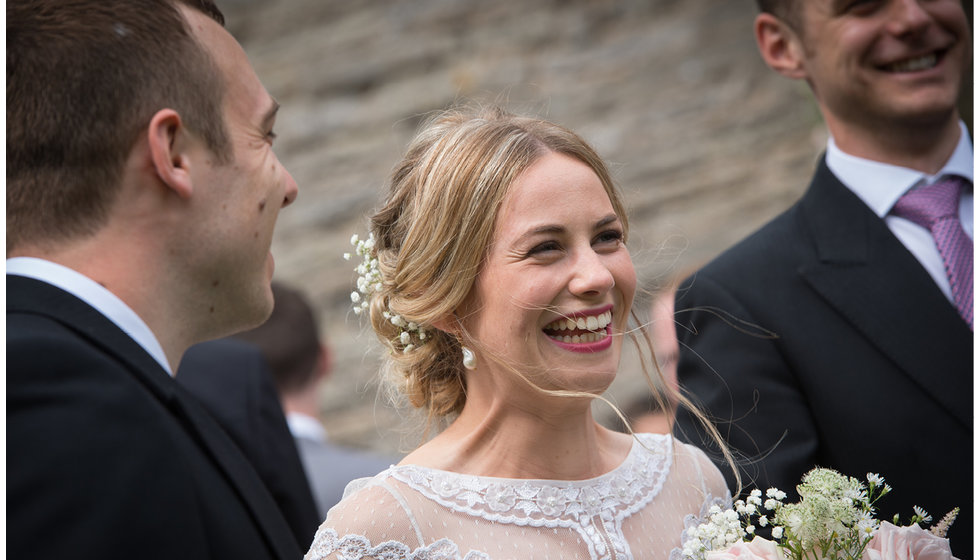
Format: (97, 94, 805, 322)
(378, 433, 674, 528)
(386, 432, 671, 485)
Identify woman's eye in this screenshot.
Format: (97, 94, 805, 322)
(527, 241, 561, 256)
(594, 230, 624, 246)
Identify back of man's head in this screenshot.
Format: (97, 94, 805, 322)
(6, 0, 229, 255)
(234, 283, 323, 395)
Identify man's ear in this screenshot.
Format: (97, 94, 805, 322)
(314, 344, 332, 382)
(754, 13, 808, 80)
(147, 108, 195, 199)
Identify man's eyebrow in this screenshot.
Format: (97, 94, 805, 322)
(261, 99, 280, 130)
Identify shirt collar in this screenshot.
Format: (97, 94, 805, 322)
(826, 121, 974, 218)
(6, 257, 174, 375)
(286, 412, 328, 442)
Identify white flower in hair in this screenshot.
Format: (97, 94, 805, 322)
(347, 232, 428, 353)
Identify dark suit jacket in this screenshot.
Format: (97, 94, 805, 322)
(7, 275, 303, 560)
(674, 158, 972, 558)
(177, 339, 321, 549)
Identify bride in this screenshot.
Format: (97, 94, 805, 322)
(305, 106, 731, 560)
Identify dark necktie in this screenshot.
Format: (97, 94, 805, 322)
(891, 176, 973, 329)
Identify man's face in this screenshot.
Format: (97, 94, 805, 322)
(795, 0, 971, 131)
(181, 7, 298, 333)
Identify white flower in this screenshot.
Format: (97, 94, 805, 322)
(912, 506, 932, 524)
(771, 526, 783, 539)
(535, 485, 565, 516)
(856, 513, 878, 536)
(766, 488, 786, 501)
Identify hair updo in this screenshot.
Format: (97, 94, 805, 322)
(366, 106, 628, 420)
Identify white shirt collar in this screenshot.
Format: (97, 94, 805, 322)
(826, 120, 974, 218)
(6, 257, 174, 376)
(286, 412, 327, 443)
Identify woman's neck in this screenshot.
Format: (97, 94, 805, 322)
(401, 398, 633, 481)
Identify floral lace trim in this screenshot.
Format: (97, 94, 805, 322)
(306, 528, 491, 560)
(387, 433, 673, 529)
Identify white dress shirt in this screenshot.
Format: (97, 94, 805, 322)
(286, 411, 328, 443)
(6, 257, 173, 375)
(826, 121, 974, 303)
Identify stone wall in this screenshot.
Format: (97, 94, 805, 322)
(219, 0, 827, 454)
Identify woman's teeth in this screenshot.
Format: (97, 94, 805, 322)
(551, 331, 607, 344)
(543, 310, 612, 343)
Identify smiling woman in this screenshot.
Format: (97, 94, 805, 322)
(305, 106, 733, 560)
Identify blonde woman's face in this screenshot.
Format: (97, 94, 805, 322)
(459, 152, 636, 399)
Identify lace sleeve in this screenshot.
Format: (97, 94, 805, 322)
(668, 442, 734, 560)
(305, 480, 425, 560)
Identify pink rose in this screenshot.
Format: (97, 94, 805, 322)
(706, 537, 784, 560)
(864, 522, 957, 560)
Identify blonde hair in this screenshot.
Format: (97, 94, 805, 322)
(367, 105, 739, 490)
(368, 106, 625, 418)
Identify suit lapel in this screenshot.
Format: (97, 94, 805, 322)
(795, 161, 972, 430)
(169, 385, 303, 559)
(7, 275, 302, 559)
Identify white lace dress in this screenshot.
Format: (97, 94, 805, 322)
(304, 433, 728, 560)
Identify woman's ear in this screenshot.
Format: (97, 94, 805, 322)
(754, 12, 808, 80)
(147, 108, 195, 199)
(430, 314, 462, 337)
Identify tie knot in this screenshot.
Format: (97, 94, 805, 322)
(891, 176, 968, 228)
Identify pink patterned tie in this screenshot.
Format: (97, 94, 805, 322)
(892, 176, 973, 329)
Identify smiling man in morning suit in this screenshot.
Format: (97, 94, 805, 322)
(7, 1, 304, 558)
(673, 1, 972, 557)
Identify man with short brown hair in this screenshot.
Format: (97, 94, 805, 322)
(675, 1, 972, 556)
(7, 1, 301, 557)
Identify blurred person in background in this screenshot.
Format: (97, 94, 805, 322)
(234, 282, 399, 518)
(178, 337, 322, 548)
(620, 276, 686, 435)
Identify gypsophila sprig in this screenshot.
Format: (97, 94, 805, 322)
(345, 233, 428, 353)
(678, 468, 957, 560)
(345, 233, 381, 316)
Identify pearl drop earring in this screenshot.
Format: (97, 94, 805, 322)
(461, 346, 477, 370)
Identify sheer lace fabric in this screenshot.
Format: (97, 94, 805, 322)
(305, 434, 728, 560)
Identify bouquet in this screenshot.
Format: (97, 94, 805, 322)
(679, 468, 958, 560)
